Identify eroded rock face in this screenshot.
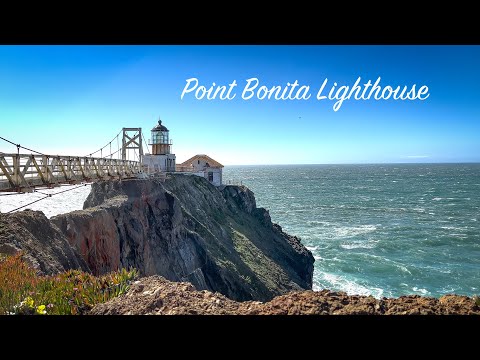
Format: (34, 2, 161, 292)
(0, 210, 88, 275)
(50, 175, 314, 302)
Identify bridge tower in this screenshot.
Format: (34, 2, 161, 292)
(122, 128, 143, 163)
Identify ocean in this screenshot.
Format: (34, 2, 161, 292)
(223, 164, 480, 298)
(1, 163, 479, 299)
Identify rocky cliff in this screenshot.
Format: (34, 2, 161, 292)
(0, 174, 314, 302)
(51, 174, 314, 301)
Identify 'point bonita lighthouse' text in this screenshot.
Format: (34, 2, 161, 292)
(180, 77, 430, 111)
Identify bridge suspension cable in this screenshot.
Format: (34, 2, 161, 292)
(5, 183, 91, 213)
(0, 130, 126, 160)
(142, 132, 151, 155)
(85, 129, 142, 161)
(0, 136, 45, 155)
(84, 128, 123, 158)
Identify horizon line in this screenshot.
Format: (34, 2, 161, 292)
(223, 161, 480, 166)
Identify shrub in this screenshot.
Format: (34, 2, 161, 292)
(0, 253, 137, 315)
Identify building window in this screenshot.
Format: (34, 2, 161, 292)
(208, 172, 213, 182)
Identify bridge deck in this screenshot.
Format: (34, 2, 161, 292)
(0, 153, 142, 192)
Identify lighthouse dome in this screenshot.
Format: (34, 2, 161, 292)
(152, 119, 168, 132)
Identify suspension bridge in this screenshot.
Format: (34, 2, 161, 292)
(0, 128, 149, 193)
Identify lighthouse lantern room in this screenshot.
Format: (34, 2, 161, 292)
(150, 120, 171, 155)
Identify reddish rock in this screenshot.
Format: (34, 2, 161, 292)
(91, 275, 480, 315)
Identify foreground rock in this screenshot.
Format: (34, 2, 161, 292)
(91, 275, 480, 315)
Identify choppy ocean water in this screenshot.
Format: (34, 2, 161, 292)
(223, 164, 480, 298)
(1, 163, 479, 298)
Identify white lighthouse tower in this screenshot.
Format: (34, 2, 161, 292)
(142, 118, 176, 172)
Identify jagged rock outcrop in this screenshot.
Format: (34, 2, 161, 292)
(48, 174, 314, 301)
(91, 275, 480, 315)
(0, 210, 88, 274)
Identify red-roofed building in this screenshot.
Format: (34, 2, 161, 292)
(176, 154, 224, 186)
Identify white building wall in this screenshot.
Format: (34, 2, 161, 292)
(177, 168, 222, 186)
(204, 168, 222, 186)
(211, 169, 222, 186)
(143, 154, 176, 172)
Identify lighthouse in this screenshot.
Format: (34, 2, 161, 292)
(150, 119, 171, 155)
(142, 118, 176, 172)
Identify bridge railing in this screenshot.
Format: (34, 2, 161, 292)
(0, 153, 142, 192)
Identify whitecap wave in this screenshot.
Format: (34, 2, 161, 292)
(333, 224, 377, 238)
(314, 272, 386, 298)
(440, 226, 464, 231)
(341, 240, 378, 250)
(412, 287, 429, 295)
(362, 254, 413, 275)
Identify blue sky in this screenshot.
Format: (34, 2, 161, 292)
(0, 45, 479, 165)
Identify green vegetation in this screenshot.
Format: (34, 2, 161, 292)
(231, 228, 285, 292)
(0, 253, 137, 315)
